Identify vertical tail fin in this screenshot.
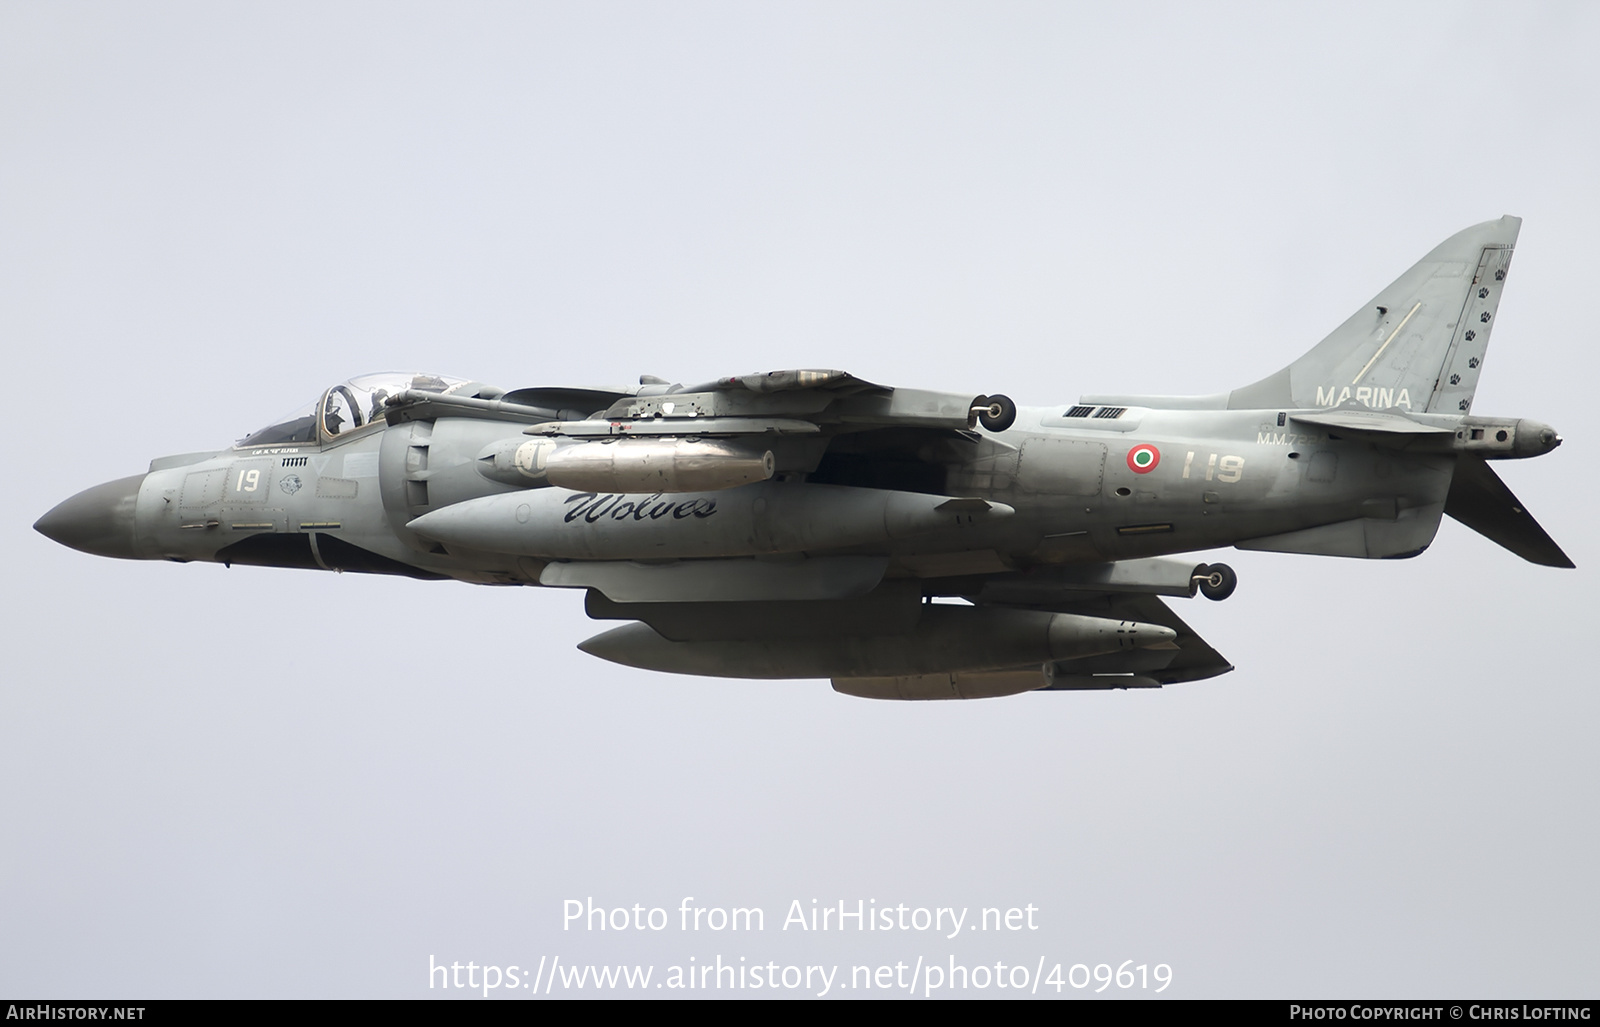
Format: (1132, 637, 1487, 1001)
(1229, 216, 1521, 413)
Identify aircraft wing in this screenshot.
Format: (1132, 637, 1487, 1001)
(1031, 591, 1235, 688)
(684, 369, 890, 395)
(381, 367, 999, 437)
(816, 589, 1233, 699)
(1289, 408, 1452, 439)
(526, 368, 990, 437)
(578, 562, 1235, 696)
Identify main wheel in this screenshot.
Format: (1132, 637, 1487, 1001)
(1196, 562, 1237, 601)
(977, 393, 1017, 432)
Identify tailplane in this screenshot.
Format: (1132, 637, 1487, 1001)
(1444, 454, 1574, 568)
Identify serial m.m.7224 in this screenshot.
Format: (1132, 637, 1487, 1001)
(37, 217, 1570, 699)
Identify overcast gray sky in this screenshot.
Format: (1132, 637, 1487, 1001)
(3, 1, 1596, 999)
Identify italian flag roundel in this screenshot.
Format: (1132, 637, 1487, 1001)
(1127, 444, 1160, 473)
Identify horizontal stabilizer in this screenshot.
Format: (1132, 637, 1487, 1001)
(1445, 455, 1574, 568)
(1289, 408, 1450, 437)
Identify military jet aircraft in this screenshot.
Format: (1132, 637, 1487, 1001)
(36, 216, 1570, 699)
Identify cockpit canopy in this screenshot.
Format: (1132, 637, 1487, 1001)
(238, 372, 471, 447)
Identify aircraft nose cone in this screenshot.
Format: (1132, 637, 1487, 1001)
(35, 474, 146, 559)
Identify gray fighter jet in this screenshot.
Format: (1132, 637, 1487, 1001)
(36, 216, 1570, 699)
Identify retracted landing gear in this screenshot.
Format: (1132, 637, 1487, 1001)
(971, 394, 1017, 432)
(1195, 563, 1237, 601)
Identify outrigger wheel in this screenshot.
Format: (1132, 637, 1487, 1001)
(972, 394, 1017, 432)
(1195, 563, 1238, 601)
